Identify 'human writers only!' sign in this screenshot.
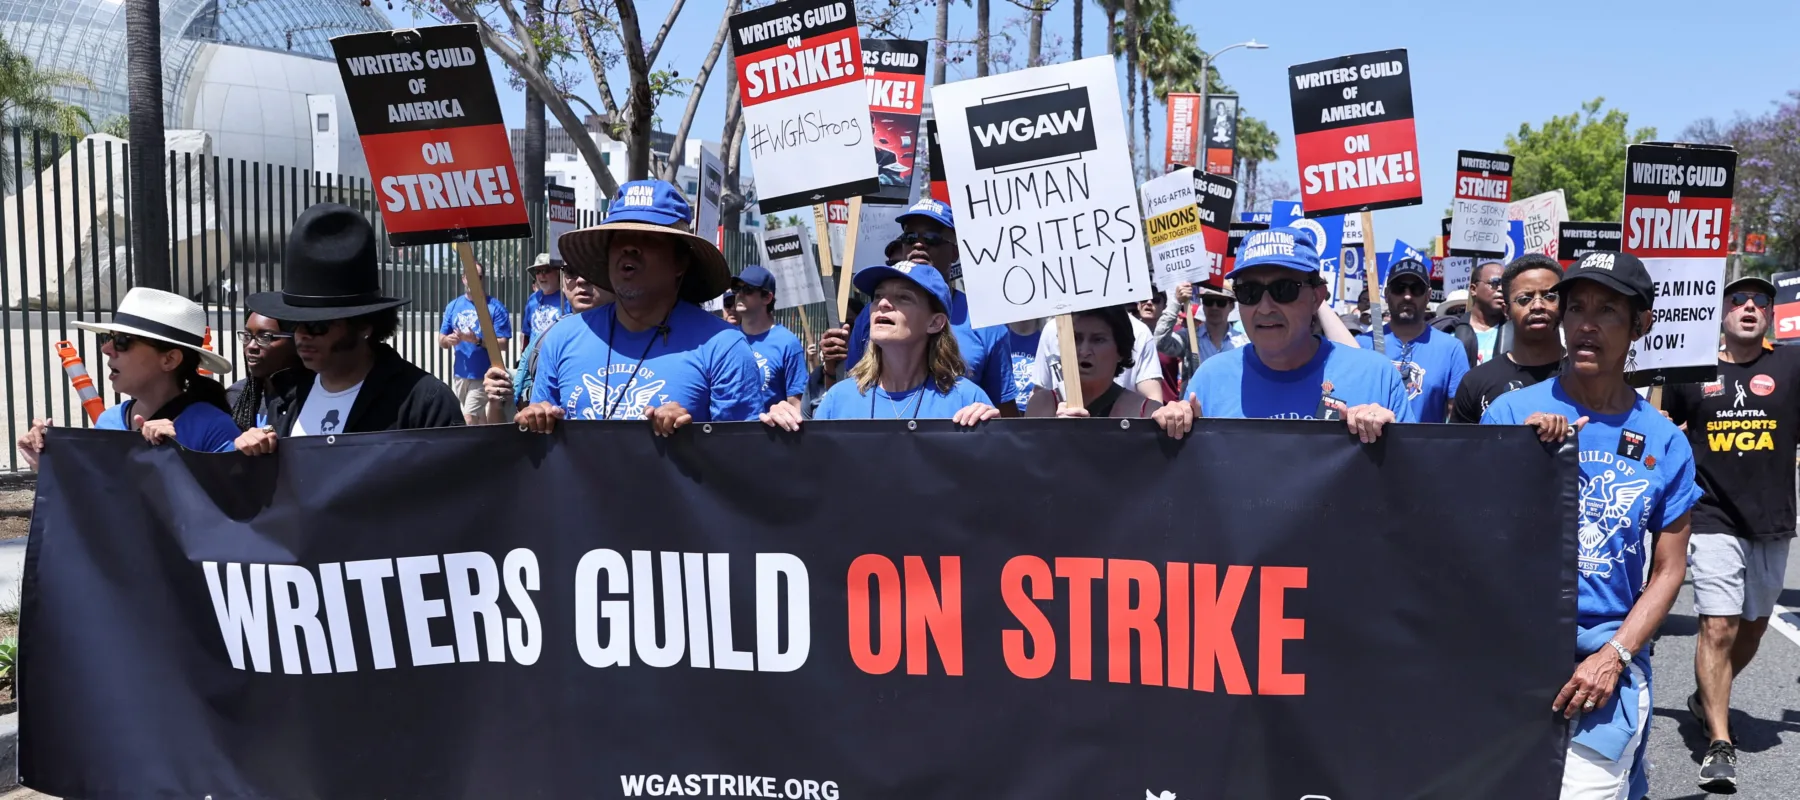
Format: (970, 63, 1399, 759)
(729, 0, 880, 213)
(331, 24, 530, 246)
(932, 56, 1149, 328)
(1287, 50, 1421, 218)
(1622, 142, 1738, 386)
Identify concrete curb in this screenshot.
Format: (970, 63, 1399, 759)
(0, 712, 16, 792)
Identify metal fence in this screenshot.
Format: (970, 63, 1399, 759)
(2, 128, 833, 472)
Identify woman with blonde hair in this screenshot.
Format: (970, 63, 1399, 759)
(761, 263, 997, 428)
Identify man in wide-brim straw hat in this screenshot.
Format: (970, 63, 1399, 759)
(233, 202, 464, 455)
(515, 179, 762, 436)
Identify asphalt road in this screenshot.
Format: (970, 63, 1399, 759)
(1645, 540, 1800, 799)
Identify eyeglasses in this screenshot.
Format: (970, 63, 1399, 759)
(1201, 296, 1234, 308)
(97, 332, 139, 351)
(1388, 281, 1429, 299)
(1232, 279, 1309, 306)
(1484, 277, 1504, 289)
(1512, 290, 1560, 308)
(1729, 292, 1771, 310)
(900, 231, 950, 247)
(278, 319, 338, 336)
(236, 330, 295, 346)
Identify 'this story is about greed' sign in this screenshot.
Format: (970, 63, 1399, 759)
(730, 0, 880, 212)
(1448, 150, 1514, 256)
(1288, 49, 1421, 218)
(933, 56, 1148, 328)
(331, 24, 529, 246)
(1622, 142, 1738, 385)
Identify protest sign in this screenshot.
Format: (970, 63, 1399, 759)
(1224, 220, 1267, 284)
(1745, 232, 1767, 255)
(1239, 210, 1272, 225)
(1287, 50, 1421, 218)
(730, 0, 879, 212)
(924, 118, 949, 203)
(546, 182, 576, 264)
(1141, 169, 1206, 290)
(24, 423, 1575, 799)
(1449, 150, 1514, 256)
(852, 201, 905, 271)
(931, 55, 1149, 329)
(1507, 189, 1568, 259)
(825, 198, 850, 264)
(1164, 92, 1201, 171)
(1557, 222, 1622, 268)
(697, 148, 725, 242)
(1441, 257, 1473, 296)
(1203, 95, 1239, 177)
(1342, 212, 1363, 245)
(1373, 238, 1432, 290)
(1195, 172, 1237, 284)
(862, 39, 928, 205)
(1774, 270, 1800, 342)
(1622, 142, 1738, 385)
(762, 225, 829, 309)
(331, 24, 529, 246)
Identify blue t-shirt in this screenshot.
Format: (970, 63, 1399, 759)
(96, 399, 239, 452)
(814, 377, 993, 420)
(523, 290, 569, 344)
(1354, 325, 1470, 423)
(1191, 338, 1415, 421)
(530, 302, 763, 422)
(1483, 379, 1702, 623)
(1007, 328, 1042, 410)
(844, 290, 1016, 407)
(744, 324, 809, 411)
(440, 295, 514, 379)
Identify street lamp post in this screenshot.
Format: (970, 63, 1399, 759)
(1196, 40, 1268, 175)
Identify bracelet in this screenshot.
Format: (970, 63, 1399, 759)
(1606, 640, 1632, 666)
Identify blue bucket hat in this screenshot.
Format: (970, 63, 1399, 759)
(1226, 226, 1320, 279)
(733, 264, 777, 293)
(557, 179, 731, 304)
(853, 261, 953, 315)
(896, 198, 955, 230)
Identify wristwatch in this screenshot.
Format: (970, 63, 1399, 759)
(1606, 640, 1632, 667)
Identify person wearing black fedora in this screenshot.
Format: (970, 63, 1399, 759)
(515, 179, 761, 436)
(233, 202, 463, 455)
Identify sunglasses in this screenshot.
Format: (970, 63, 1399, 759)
(1201, 296, 1234, 308)
(1730, 292, 1771, 310)
(97, 332, 139, 351)
(1232, 279, 1310, 306)
(1387, 281, 1429, 299)
(1511, 290, 1560, 308)
(1484, 277, 1504, 289)
(900, 231, 950, 247)
(236, 330, 295, 346)
(278, 319, 339, 336)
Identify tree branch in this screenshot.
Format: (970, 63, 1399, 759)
(660, 0, 739, 181)
(645, 0, 689, 66)
(567, 0, 621, 121)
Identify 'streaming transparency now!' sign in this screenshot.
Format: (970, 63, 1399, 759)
(1622, 142, 1738, 385)
(1287, 50, 1421, 218)
(933, 56, 1148, 328)
(730, 0, 880, 213)
(331, 25, 529, 246)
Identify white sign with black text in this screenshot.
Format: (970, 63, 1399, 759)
(762, 226, 829, 310)
(1140, 170, 1206, 290)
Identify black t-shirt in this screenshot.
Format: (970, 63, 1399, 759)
(1451, 355, 1563, 424)
(1666, 346, 1800, 541)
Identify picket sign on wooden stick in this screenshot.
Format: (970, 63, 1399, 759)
(836, 196, 864, 324)
(1057, 313, 1084, 409)
(1184, 291, 1200, 358)
(812, 204, 836, 278)
(1360, 211, 1385, 353)
(454, 241, 507, 423)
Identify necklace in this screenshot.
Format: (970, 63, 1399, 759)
(869, 382, 929, 419)
(601, 307, 671, 420)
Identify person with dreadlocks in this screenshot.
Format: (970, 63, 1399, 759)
(226, 311, 308, 431)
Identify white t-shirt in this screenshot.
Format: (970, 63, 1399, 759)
(1030, 314, 1161, 396)
(291, 375, 363, 437)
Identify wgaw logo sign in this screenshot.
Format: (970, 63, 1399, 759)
(965, 86, 1097, 171)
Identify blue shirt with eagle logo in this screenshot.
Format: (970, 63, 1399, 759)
(531, 302, 763, 422)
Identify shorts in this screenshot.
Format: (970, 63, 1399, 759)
(451, 377, 486, 417)
(1689, 533, 1791, 621)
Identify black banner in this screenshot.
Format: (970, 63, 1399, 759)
(1557, 222, 1623, 268)
(1201, 94, 1238, 177)
(23, 423, 1576, 799)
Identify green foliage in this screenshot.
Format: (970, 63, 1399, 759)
(1504, 98, 1655, 222)
(0, 636, 15, 695)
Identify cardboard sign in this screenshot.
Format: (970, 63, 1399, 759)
(1774, 270, 1800, 342)
(1288, 50, 1421, 218)
(1441, 257, 1473, 296)
(924, 119, 949, 203)
(931, 56, 1148, 327)
(730, 0, 880, 212)
(1141, 169, 1206, 290)
(330, 24, 530, 246)
(546, 183, 576, 264)
(1164, 93, 1201, 171)
(1621, 142, 1738, 385)
(1557, 222, 1622, 268)
(1195, 172, 1237, 286)
(696, 148, 725, 243)
(761, 225, 829, 309)
(852, 202, 906, 271)
(1203, 95, 1238, 177)
(862, 39, 928, 205)
(1507, 190, 1567, 259)
(1449, 150, 1513, 256)
(826, 198, 850, 263)
(1224, 220, 1267, 285)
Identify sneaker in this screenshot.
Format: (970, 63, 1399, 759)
(1698, 739, 1738, 794)
(1688, 691, 1738, 744)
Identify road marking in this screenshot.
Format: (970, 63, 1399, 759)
(1770, 605, 1800, 649)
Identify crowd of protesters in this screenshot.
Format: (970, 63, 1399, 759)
(13, 176, 1796, 797)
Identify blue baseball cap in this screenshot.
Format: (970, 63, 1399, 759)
(605, 179, 691, 226)
(896, 198, 955, 230)
(853, 261, 953, 315)
(734, 264, 777, 293)
(558, 178, 731, 304)
(1226, 226, 1320, 279)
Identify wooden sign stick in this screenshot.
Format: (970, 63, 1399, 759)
(812, 203, 837, 278)
(1184, 291, 1201, 359)
(1360, 210, 1386, 354)
(1057, 313, 1084, 409)
(455, 241, 507, 424)
(836, 196, 864, 325)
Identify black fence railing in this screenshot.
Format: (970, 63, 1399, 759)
(1, 129, 830, 472)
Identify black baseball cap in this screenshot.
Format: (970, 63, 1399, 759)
(1724, 275, 1774, 298)
(1555, 252, 1654, 308)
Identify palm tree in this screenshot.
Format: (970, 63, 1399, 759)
(1235, 115, 1280, 211)
(976, 0, 990, 76)
(1071, 0, 1082, 59)
(126, 0, 170, 290)
(1135, 8, 1193, 178)
(933, 0, 950, 84)
(0, 32, 94, 190)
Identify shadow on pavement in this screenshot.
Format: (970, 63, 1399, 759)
(1653, 704, 1800, 763)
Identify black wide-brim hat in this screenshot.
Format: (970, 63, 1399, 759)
(247, 202, 411, 322)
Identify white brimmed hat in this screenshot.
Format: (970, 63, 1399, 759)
(74, 288, 234, 375)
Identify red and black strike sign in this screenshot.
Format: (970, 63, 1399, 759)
(862, 38, 928, 205)
(925, 119, 949, 204)
(1195, 172, 1237, 287)
(1287, 49, 1420, 219)
(331, 24, 529, 247)
(1773, 270, 1800, 342)
(1557, 222, 1622, 269)
(1454, 151, 1513, 202)
(1623, 143, 1737, 259)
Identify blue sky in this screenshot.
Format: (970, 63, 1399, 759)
(404, 0, 1800, 243)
